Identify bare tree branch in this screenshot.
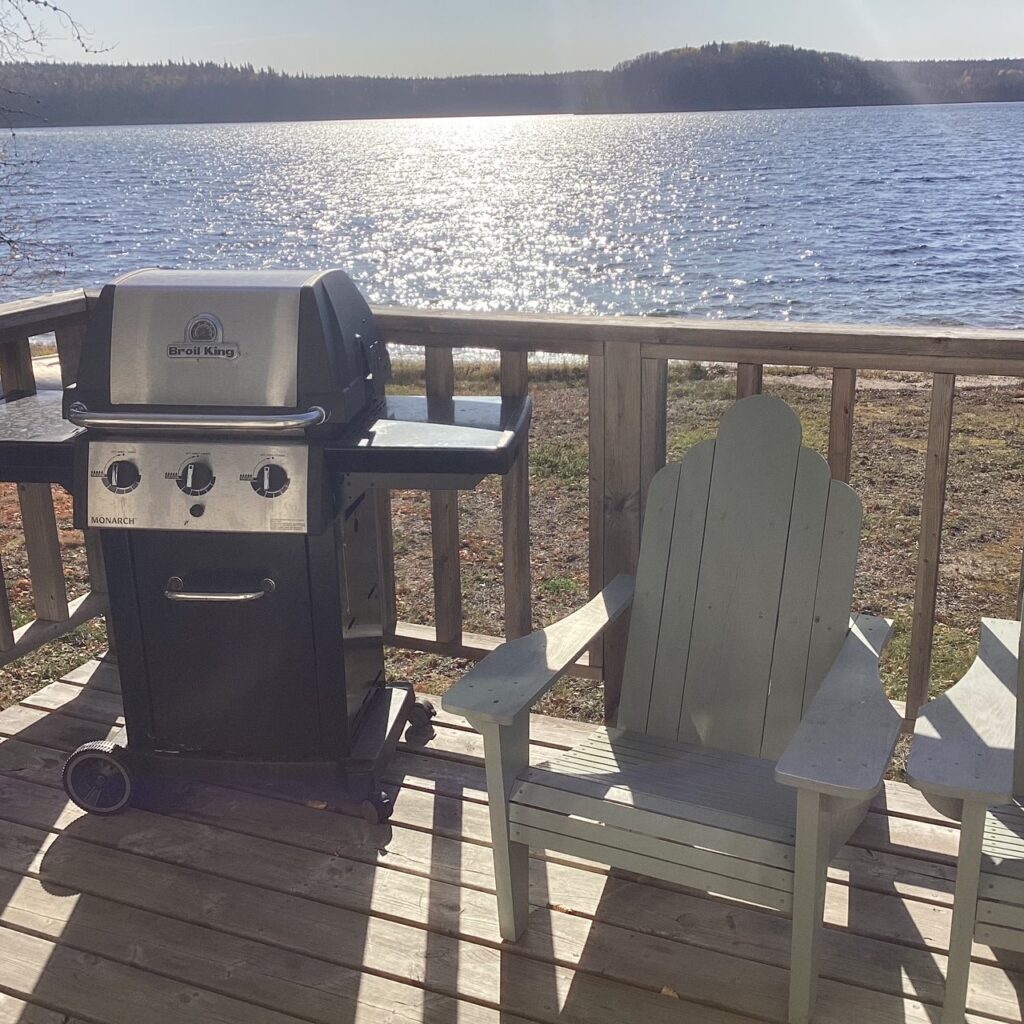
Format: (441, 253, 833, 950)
(1, 1, 106, 282)
(0, 0, 108, 61)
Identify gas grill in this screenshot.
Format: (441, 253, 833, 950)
(0, 268, 530, 823)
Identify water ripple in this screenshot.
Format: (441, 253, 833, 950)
(2, 104, 1023, 328)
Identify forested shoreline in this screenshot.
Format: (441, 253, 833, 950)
(3, 41, 1023, 127)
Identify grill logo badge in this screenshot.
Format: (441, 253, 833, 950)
(168, 314, 239, 360)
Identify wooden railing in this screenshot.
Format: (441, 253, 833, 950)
(3, 289, 1024, 725)
(0, 289, 106, 665)
(372, 308, 1024, 724)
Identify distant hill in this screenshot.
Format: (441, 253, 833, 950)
(2, 42, 1023, 127)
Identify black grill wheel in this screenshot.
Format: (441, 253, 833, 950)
(62, 741, 133, 815)
(404, 698, 437, 746)
(409, 698, 436, 726)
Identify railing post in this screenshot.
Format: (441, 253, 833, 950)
(425, 346, 463, 645)
(600, 340, 644, 723)
(906, 373, 956, 722)
(0, 334, 70, 624)
(18, 483, 70, 622)
(827, 368, 857, 482)
(0, 556, 14, 652)
(736, 362, 764, 398)
(54, 320, 87, 386)
(0, 328, 34, 647)
(500, 351, 531, 639)
(640, 357, 667, 524)
(0, 335, 34, 392)
(588, 353, 606, 675)
(84, 532, 108, 596)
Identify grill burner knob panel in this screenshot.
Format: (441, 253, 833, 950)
(176, 460, 215, 496)
(251, 462, 290, 498)
(85, 440, 309, 532)
(103, 459, 141, 494)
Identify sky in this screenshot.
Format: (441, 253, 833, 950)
(39, 0, 1024, 76)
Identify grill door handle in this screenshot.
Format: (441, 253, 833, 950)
(67, 403, 326, 432)
(164, 577, 276, 602)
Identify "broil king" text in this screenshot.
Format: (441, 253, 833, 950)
(167, 343, 240, 360)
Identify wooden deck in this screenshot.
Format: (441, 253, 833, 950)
(0, 660, 1021, 1024)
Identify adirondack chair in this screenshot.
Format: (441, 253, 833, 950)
(907, 616, 1024, 1023)
(443, 395, 902, 1024)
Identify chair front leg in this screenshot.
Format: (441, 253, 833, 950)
(789, 788, 831, 1024)
(942, 800, 988, 1024)
(473, 713, 531, 941)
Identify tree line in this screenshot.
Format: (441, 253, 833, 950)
(3, 41, 1024, 127)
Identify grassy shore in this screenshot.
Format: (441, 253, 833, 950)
(2, 360, 1022, 730)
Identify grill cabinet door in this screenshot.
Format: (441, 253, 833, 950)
(125, 532, 326, 759)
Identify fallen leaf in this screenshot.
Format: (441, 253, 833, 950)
(660, 986, 680, 999)
(305, 800, 328, 810)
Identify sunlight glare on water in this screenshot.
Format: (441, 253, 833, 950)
(4, 104, 1023, 327)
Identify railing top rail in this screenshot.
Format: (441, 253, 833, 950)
(0, 288, 91, 340)
(4, 290, 1024, 374)
(373, 305, 1024, 374)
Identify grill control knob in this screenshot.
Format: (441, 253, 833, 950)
(176, 460, 215, 496)
(251, 462, 290, 498)
(103, 459, 140, 494)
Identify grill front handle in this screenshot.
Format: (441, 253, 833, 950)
(67, 403, 327, 433)
(164, 577, 277, 602)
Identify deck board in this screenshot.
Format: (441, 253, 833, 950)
(0, 659, 1021, 1024)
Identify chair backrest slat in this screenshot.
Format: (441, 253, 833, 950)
(759, 449, 832, 759)
(616, 395, 862, 760)
(803, 482, 862, 712)
(630, 441, 715, 737)
(616, 461, 685, 734)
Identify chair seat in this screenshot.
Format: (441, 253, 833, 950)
(509, 727, 798, 911)
(976, 800, 1024, 952)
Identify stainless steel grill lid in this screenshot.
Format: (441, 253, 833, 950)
(64, 268, 391, 437)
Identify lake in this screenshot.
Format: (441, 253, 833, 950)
(4, 103, 1023, 328)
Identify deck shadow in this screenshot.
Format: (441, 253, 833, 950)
(842, 792, 945, 1023)
(0, 662, 409, 1022)
(382, 746, 563, 1024)
(991, 949, 1024, 1022)
(0, 661, 119, 887)
(29, 773, 387, 1023)
(550, 836, 956, 1023)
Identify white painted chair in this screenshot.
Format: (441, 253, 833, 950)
(443, 395, 902, 1024)
(907, 617, 1024, 1023)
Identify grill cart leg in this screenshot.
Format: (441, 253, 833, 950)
(62, 740, 133, 815)
(344, 770, 394, 824)
(360, 791, 393, 825)
(340, 682, 416, 824)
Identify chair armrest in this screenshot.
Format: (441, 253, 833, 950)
(442, 574, 635, 726)
(906, 617, 1019, 807)
(775, 615, 899, 800)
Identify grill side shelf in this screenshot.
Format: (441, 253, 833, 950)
(325, 394, 531, 480)
(0, 391, 81, 487)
